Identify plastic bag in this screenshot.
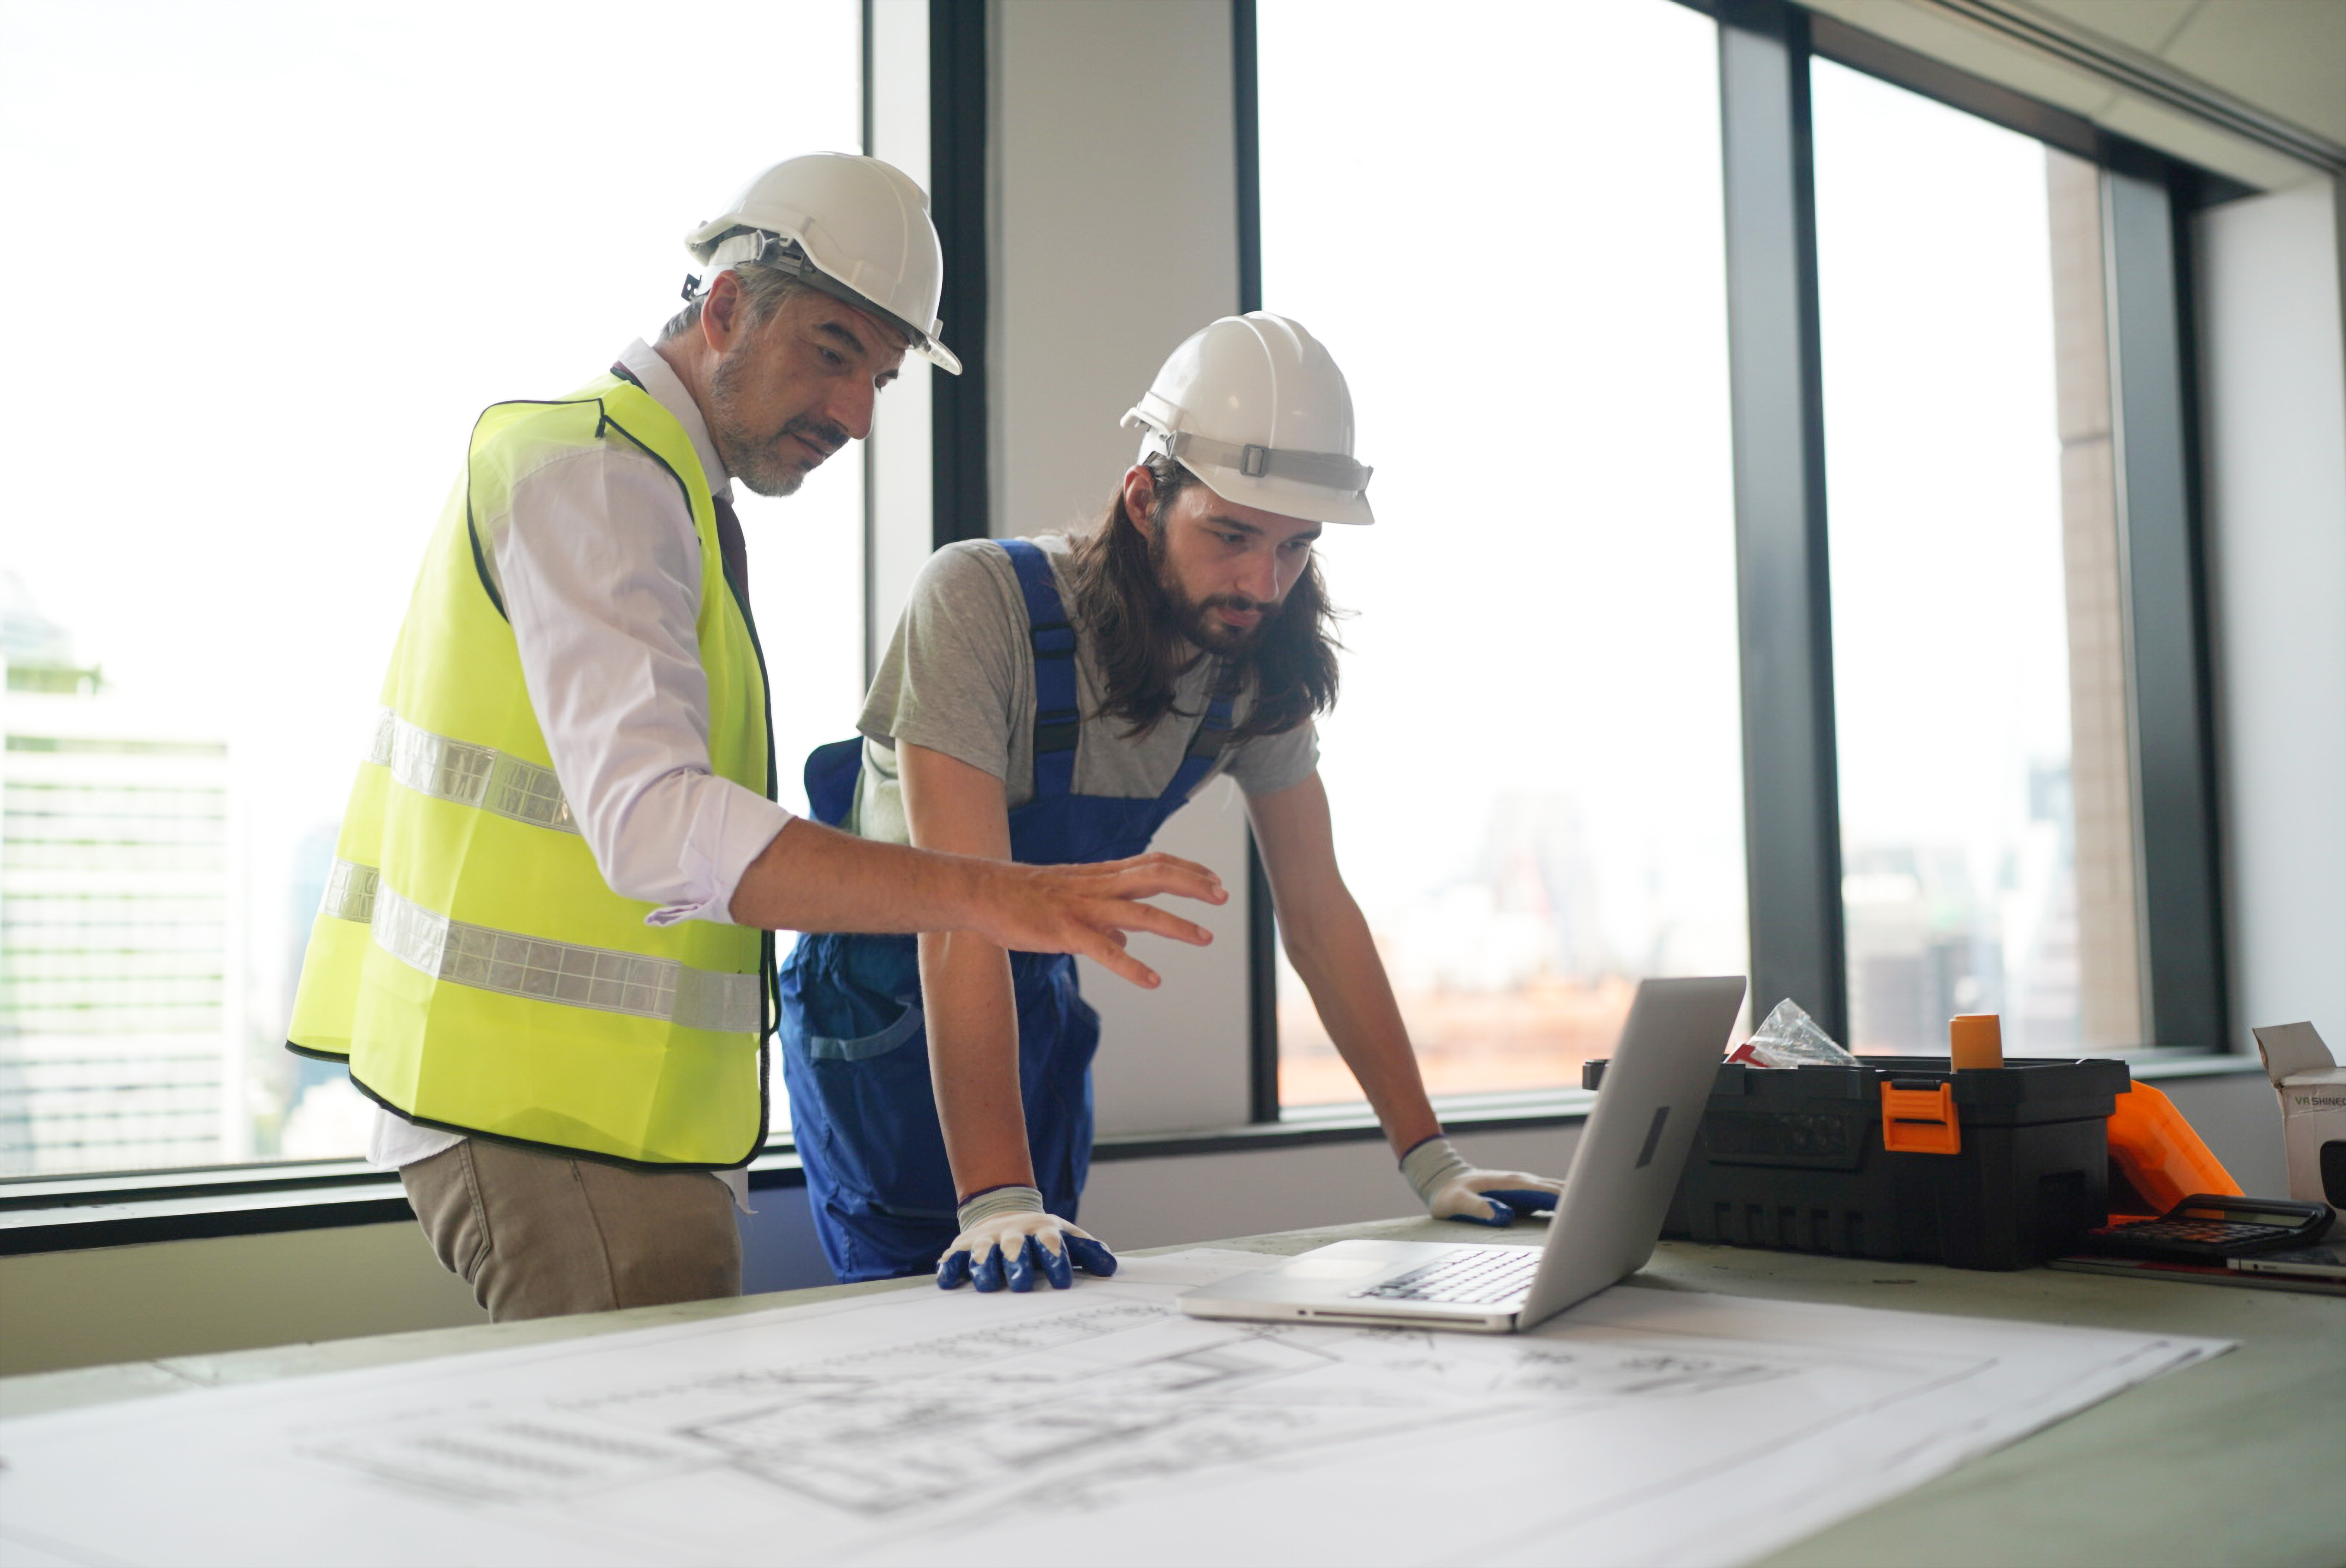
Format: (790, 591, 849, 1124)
(1743, 998, 1860, 1068)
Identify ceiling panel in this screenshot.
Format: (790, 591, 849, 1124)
(2025, 0, 2203, 54)
(1799, 0, 2341, 187)
(2161, 0, 2346, 145)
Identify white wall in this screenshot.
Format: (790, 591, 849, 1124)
(2196, 176, 2346, 1057)
(0, 1222, 482, 1379)
(991, 0, 1255, 1135)
(1084, 1125, 1585, 1249)
(864, 0, 937, 674)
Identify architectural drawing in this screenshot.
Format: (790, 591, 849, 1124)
(304, 1299, 1801, 1522)
(0, 1252, 2227, 1568)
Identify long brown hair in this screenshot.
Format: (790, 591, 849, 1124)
(1061, 455, 1343, 743)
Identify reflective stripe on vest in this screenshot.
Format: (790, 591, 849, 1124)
(319, 858, 760, 1034)
(285, 373, 772, 1168)
(370, 708, 579, 834)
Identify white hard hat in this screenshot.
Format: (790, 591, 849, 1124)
(684, 153, 960, 375)
(1122, 313, 1372, 525)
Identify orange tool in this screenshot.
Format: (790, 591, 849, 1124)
(2105, 1080, 2242, 1219)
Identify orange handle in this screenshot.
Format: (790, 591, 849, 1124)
(1880, 1081, 1962, 1155)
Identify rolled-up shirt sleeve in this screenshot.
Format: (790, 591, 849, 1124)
(491, 447, 793, 927)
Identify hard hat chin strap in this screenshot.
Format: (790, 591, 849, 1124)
(1144, 425, 1372, 495)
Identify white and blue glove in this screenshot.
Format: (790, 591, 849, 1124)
(1402, 1136, 1564, 1227)
(937, 1185, 1119, 1292)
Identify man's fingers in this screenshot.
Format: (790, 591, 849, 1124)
(1005, 1238, 1039, 1293)
(1437, 1184, 1518, 1228)
(1062, 854, 1225, 903)
(1085, 936, 1163, 990)
(1103, 856, 1228, 905)
(972, 1242, 1008, 1292)
(1100, 902, 1214, 947)
(1066, 1236, 1118, 1277)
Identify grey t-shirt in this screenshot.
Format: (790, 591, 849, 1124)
(851, 535, 1319, 845)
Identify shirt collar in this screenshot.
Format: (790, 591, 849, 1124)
(614, 338, 732, 503)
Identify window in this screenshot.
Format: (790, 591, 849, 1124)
(0, 0, 864, 1177)
(1253, 0, 1751, 1106)
(1811, 62, 2145, 1054)
(1247, 0, 2229, 1112)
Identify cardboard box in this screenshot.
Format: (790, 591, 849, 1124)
(2252, 1022, 2346, 1219)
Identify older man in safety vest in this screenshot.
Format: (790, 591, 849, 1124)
(288, 155, 1223, 1322)
(780, 313, 1567, 1290)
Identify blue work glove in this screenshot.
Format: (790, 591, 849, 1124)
(936, 1185, 1118, 1292)
(1401, 1135, 1565, 1227)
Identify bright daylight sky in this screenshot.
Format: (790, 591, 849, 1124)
(1812, 58, 2072, 868)
(1259, 0, 1749, 983)
(1260, 1, 2072, 993)
(0, 0, 868, 1003)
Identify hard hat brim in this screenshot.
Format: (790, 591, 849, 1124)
(916, 337, 963, 376)
(1180, 456, 1375, 527)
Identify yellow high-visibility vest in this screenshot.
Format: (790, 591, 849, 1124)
(288, 373, 773, 1167)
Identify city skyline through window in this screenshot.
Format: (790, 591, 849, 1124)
(0, 0, 864, 1176)
(1256, 0, 1751, 1105)
(1813, 60, 2145, 1057)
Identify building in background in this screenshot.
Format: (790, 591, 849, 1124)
(1, 576, 242, 1175)
(1280, 791, 1645, 1105)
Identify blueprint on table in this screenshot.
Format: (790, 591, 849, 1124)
(0, 1249, 2226, 1568)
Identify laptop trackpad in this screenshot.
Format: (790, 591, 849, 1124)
(1276, 1257, 1395, 1280)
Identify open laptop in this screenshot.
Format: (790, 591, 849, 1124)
(1179, 976, 1746, 1334)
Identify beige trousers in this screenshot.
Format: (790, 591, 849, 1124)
(401, 1139, 741, 1323)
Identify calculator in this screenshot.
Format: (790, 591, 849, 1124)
(2082, 1194, 2336, 1264)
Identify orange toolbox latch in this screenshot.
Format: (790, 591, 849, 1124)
(1880, 1079, 1962, 1156)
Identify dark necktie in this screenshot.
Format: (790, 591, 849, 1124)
(711, 489, 751, 602)
(610, 360, 753, 612)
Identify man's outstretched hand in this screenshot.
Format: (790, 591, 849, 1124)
(729, 822, 1225, 986)
(971, 853, 1224, 988)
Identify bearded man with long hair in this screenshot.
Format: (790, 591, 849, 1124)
(777, 314, 1567, 1290)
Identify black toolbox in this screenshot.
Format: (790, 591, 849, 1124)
(1581, 1055, 2131, 1269)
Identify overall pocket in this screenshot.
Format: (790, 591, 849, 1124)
(779, 932, 955, 1215)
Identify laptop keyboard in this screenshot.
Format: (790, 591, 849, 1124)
(1350, 1247, 1542, 1306)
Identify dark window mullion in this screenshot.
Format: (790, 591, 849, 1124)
(2102, 162, 2228, 1048)
(1716, 0, 1847, 1039)
(929, 0, 988, 548)
(1233, 0, 1280, 1123)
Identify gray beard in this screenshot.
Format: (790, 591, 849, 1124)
(708, 351, 847, 498)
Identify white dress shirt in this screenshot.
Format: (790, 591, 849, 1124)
(370, 340, 792, 1204)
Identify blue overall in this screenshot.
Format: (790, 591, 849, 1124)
(778, 540, 1235, 1282)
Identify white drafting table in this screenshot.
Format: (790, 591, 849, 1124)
(3, 1215, 2339, 1568)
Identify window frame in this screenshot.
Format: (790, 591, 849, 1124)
(2, 0, 917, 1230)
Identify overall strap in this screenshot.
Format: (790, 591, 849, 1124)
(999, 539, 1080, 800)
(1160, 663, 1238, 805)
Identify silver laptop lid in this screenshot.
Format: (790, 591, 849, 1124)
(1514, 975, 1746, 1327)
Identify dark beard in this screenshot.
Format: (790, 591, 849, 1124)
(707, 348, 849, 498)
(1146, 524, 1276, 656)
